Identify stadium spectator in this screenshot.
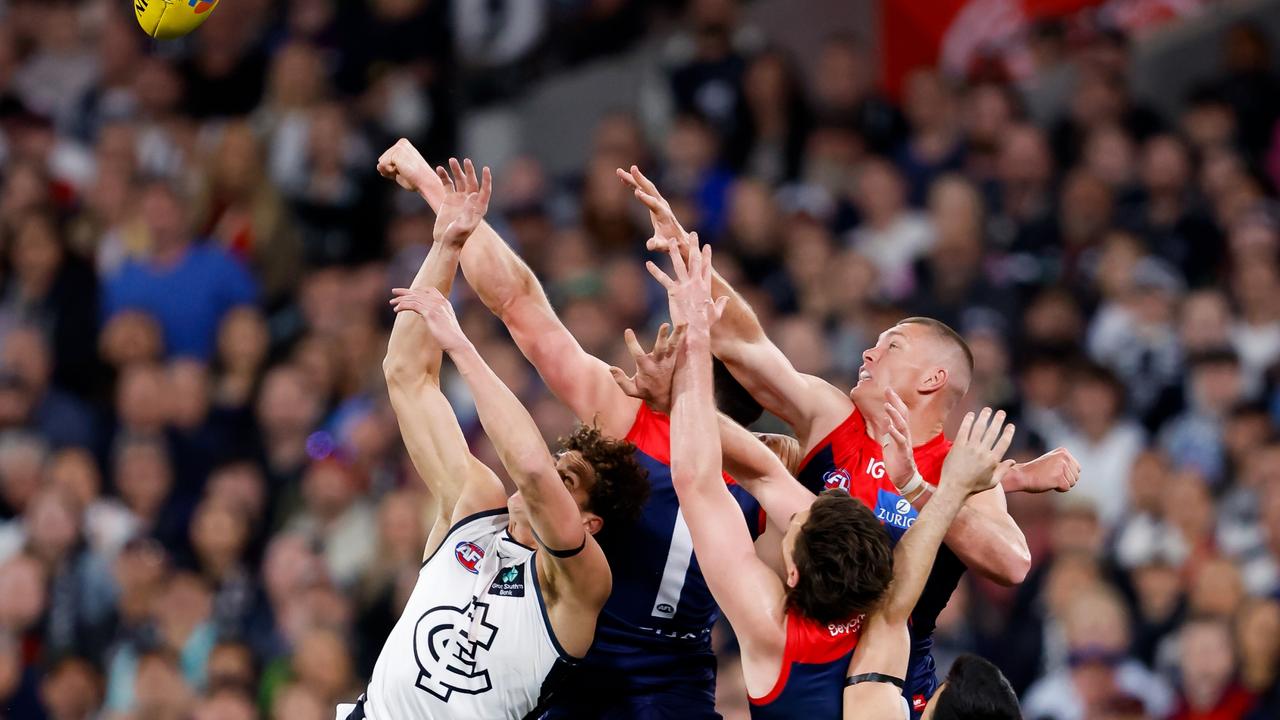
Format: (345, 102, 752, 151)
(1, 1, 1279, 716)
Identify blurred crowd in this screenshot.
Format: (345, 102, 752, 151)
(0, 0, 1279, 719)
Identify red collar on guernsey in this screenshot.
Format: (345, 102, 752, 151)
(749, 609, 865, 705)
(798, 407, 951, 483)
(625, 403, 738, 485)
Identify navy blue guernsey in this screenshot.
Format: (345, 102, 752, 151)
(543, 404, 764, 717)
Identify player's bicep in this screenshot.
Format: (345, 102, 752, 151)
(543, 537, 612, 608)
(843, 615, 911, 720)
(680, 481, 786, 640)
(505, 302, 638, 437)
(719, 340, 848, 435)
(424, 459, 507, 561)
(388, 379, 473, 513)
(843, 683, 909, 720)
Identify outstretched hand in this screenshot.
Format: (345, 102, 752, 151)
(645, 234, 727, 332)
(617, 165, 693, 258)
(940, 408, 1016, 497)
(881, 388, 919, 493)
(433, 158, 492, 249)
(377, 138, 434, 193)
(389, 287, 469, 352)
(609, 323, 686, 415)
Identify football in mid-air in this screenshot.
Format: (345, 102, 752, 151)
(135, 0, 221, 40)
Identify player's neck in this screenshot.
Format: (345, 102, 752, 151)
(856, 397, 945, 447)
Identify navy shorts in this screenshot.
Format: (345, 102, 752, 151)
(539, 682, 720, 720)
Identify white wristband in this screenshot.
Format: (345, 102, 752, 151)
(899, 470, 926, 500)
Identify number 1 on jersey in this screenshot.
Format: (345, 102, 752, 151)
(650, 509, 693, 619)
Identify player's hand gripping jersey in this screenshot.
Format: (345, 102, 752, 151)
(796, 408, 959, 716)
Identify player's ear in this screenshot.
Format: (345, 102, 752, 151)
(581, 512, 603, 536)
(785, 565, 799, 590)
(917, 366, 948, 396)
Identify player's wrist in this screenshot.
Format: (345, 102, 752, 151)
(998, 463, 1024, 493)
(894, 468, 925, 498)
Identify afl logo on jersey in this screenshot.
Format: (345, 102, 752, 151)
(823, 468, 852, 490)
(455, 541, 484, 573)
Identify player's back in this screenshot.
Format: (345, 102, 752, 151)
(748, 610, 863, 720)
(543, 404, 762, 718)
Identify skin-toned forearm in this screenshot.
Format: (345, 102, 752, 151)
(459, 225, 547, 322)
(405, 159, 540, 322)
(446, 338, 584, 551)
(447, 340, 556, 489)
(883, 485, 967, 621)
(671, 329, 723, 495)
(718, 415, 813, 521)
(710, 270, 767, 357)
(384, 241, 462, 383)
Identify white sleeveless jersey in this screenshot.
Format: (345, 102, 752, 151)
(363, 509, 576, 720)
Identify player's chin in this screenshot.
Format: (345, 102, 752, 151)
(848, 378, 876, 400)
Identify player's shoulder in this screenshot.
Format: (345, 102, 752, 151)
(624, 403, 671, 462)
(806, 406, 866, 455)
(913, 432, 953, 484)
(784, 610, 863, 664)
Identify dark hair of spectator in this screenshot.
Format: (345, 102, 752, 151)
(930, 654, 1022, 720)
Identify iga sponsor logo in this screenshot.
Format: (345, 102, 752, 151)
(455, 541, 484, 574)
(875, 489, 918, 531)
(865, 458, 887, 479)
(823, 468, 852, 490)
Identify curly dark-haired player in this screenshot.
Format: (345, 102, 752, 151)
(345, 158, 648, 720)
(377, 139, 766, 719)
(618, 166, 1077, 717)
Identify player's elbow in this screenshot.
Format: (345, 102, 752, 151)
(490, 272, 542, 321)
(508, 451, 554, 487)
(382, 352, 422, 388)
(671, 465, 714, 498)
(989, 544, 1031, 586)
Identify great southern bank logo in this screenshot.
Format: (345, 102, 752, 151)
(875, 489, 918, 531)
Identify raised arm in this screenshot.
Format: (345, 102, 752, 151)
(608, 316, 813, 524)
(379, 140, 638, 438)
(879, 391, 1031, 586)
(379, 154, 504, 541)
(393, 288, 611, 610)
(617, 167, 849, 444)
(658, 239, 787, 662)
(843, 409, 1015, 720)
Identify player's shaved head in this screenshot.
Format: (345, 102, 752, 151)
(897, 317, 973, 399)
